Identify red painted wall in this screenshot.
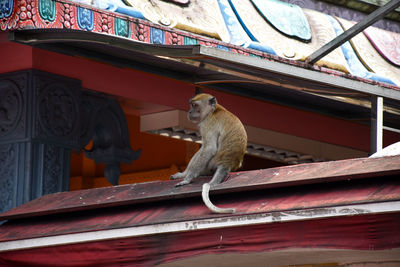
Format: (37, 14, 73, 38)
(202, 89, 400, 152)
(1, 36, 399, 152)
(0, 33, 33, 72)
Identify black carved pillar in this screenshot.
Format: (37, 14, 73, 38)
(0, 70, 81, 213)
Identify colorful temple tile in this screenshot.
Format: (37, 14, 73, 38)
(77, 7, 94, 31)
(38, 0, 55, 22)
(114, 17, 130, 37)
(0, 0, 13, 19)
(184, 36, 198, 45)
(150, 26, 164, 44)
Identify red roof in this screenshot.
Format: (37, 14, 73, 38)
(1, 155, 399, 221)
(0, 156, 399, 266)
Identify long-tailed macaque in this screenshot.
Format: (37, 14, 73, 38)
(171, 93, 247, 213)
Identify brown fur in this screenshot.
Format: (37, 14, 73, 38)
(171, 93, 247, 213)
(200, 103, 247, 171)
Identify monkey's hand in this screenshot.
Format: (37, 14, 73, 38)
(175, 180, 190, 187)
(170, 172, 185, 180)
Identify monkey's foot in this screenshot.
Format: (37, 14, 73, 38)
(170, 172, 184, 180)
(175, 180, 190, 187)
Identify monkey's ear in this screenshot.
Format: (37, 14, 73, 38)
(209, 97, 217, 108)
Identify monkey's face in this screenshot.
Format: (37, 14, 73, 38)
(188, 100, 202, 124)
(188, 95, 216, 124)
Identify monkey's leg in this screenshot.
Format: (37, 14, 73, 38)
(209, 165, 230, 185)
(170, 170, 187, 180)
(175, 146, 216, 187)
(175, 161, 211, 187)
(170, 149, 202, 180)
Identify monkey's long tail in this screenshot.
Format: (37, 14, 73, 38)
(202, 183, 236, 214)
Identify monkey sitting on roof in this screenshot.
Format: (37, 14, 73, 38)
(171, 93, 247, 213)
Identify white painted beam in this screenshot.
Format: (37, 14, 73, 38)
(371, 96, 383, 154)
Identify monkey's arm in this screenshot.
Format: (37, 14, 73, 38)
(174, 142, 217, 187)
(170, 149, 202, 180)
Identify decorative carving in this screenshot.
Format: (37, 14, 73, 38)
(338, 18, 400, 86)
(250, 0, 311, 42)
(60, 3, 75, 29)
(43, 144, 61, 195)
(134, 22, 149, 41)
(77, 6, 93, 31)
(98, 13, 113, 33)
(0, 79, 22, 138)
(364, 27, 400, 67)
(217, 0, 276, 54)
(0, 71, 81, 212)
(81, 92, 141, 185)
(38, 0, 55, 22)
(37, 84, 79, 138)
(167, 32, 181, 45)
(115, 17, 129, 37)
(0, 0, 13, 19)
(328, 15, 395, 85)
(125, 0, 227, 40)
(150, 26, 164, 44)
(0, 144, 16, 213)
(282, 0, 400, 33)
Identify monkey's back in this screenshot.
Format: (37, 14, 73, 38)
(203, 105, 247, 171)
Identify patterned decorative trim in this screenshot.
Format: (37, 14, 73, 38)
(77, 7, 94, 31)
(0, 0, 399, 88)
(0, 0, 262, 56)
(114, 17, 129, 37)
(38, 0, 55, 22)
(150, 26, 164, 44)
(0, 0, 13, 19)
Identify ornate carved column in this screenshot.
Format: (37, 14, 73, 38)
(0, 70, 81, 213)
(0, 70, 141, 213)
(0, 70, 142, 213)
